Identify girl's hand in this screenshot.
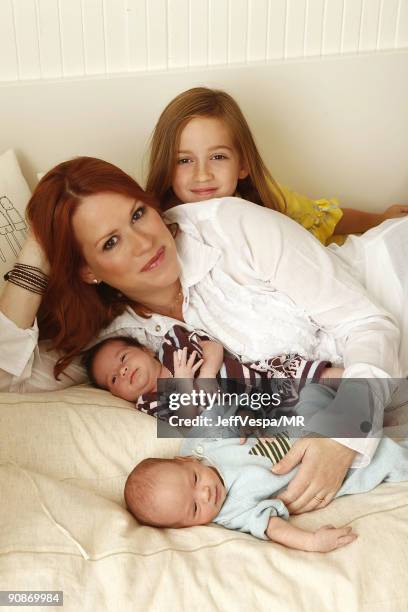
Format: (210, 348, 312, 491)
(173, 347, 203, 379)
(381, 204, 408, 223)
(311, 525, 358, 552)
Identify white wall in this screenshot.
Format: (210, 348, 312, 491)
(1, 0, 408, 82)
(1, 52, 407, 211)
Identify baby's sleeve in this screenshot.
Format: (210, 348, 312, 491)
(215, 498, 289, 541)
(160, 325, 206, 375)
(135, 394, 170, 421)
(255, 354, 331, 386)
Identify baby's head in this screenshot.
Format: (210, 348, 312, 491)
(83, 336, 160, 401)
(125, 456, 227, 528)
(147, 87, 284, 211)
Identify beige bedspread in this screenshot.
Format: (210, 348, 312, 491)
(1, 386, 407, 612)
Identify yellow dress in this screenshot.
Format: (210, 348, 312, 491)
(278, 184, 345, 246)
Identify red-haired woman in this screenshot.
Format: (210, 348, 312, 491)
(1, 156, 172, 386)
(0, 156, 406, 515)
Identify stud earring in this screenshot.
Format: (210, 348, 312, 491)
(93, 279, 99, 284)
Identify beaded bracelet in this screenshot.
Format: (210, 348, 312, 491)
(4, 263, 49, 295)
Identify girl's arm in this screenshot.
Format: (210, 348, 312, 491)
(266, 516, 357, 552)
(277, 184, 343, 245)
(279, 184, 408, 242)
(334, 205, 408, 235)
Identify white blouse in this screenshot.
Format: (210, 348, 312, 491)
(0, 197, 403, 465)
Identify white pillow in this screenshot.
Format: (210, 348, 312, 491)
(0, 150, 31, 290)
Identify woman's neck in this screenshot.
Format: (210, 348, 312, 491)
(139, 281, 184, 320)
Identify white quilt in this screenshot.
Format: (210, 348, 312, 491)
(1, 386, 407, 612)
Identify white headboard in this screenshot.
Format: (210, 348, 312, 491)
(1, 50, 407, 210)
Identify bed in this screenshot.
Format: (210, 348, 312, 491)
(1, 51, 408, 611)
(1, 387, 408, 611)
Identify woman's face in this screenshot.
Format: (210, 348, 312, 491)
(72, 192, 180, 301)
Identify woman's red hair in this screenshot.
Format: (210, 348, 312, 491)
(26, 156, 159, 379)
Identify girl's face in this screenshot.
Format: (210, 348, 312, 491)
(72, 192, 180, 302)
(172, 116, 248, 204)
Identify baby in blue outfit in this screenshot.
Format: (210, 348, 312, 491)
(125, 383, 408, 552)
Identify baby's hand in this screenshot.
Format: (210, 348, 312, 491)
(311, 525, 357, 552)
(197, 340, 224, 377)
(381, 204, 408, 222)
(173, 347, 203, 379)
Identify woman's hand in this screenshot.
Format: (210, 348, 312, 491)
(272, 438, 356, 514)
(0, 229, 50, 329)
(173, 347, 203, 379)
(20, 229, 50, 274)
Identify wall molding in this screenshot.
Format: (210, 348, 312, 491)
(1, 0, 407, 82)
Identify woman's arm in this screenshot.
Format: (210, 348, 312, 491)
(0, 233, 87, 391)
(0, 232, 49, 329)
(334, 205, 408, 235)
(213, 198, 400, 382)
(221, 200, 400, 509)
(319, 365, 344, 390)
(174, 197, 401, 510)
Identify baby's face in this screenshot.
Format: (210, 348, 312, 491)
(146, 458, 227, 527)
(92, 339, 159, 401)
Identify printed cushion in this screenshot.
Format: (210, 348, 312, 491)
(0, 149, 31, 289)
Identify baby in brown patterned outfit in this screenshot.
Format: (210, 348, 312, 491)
(83, 325, 343, 422)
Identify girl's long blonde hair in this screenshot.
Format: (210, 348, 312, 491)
(146, 87, 286, 212)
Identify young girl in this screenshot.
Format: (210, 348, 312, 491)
(146, 87, 408, 245)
